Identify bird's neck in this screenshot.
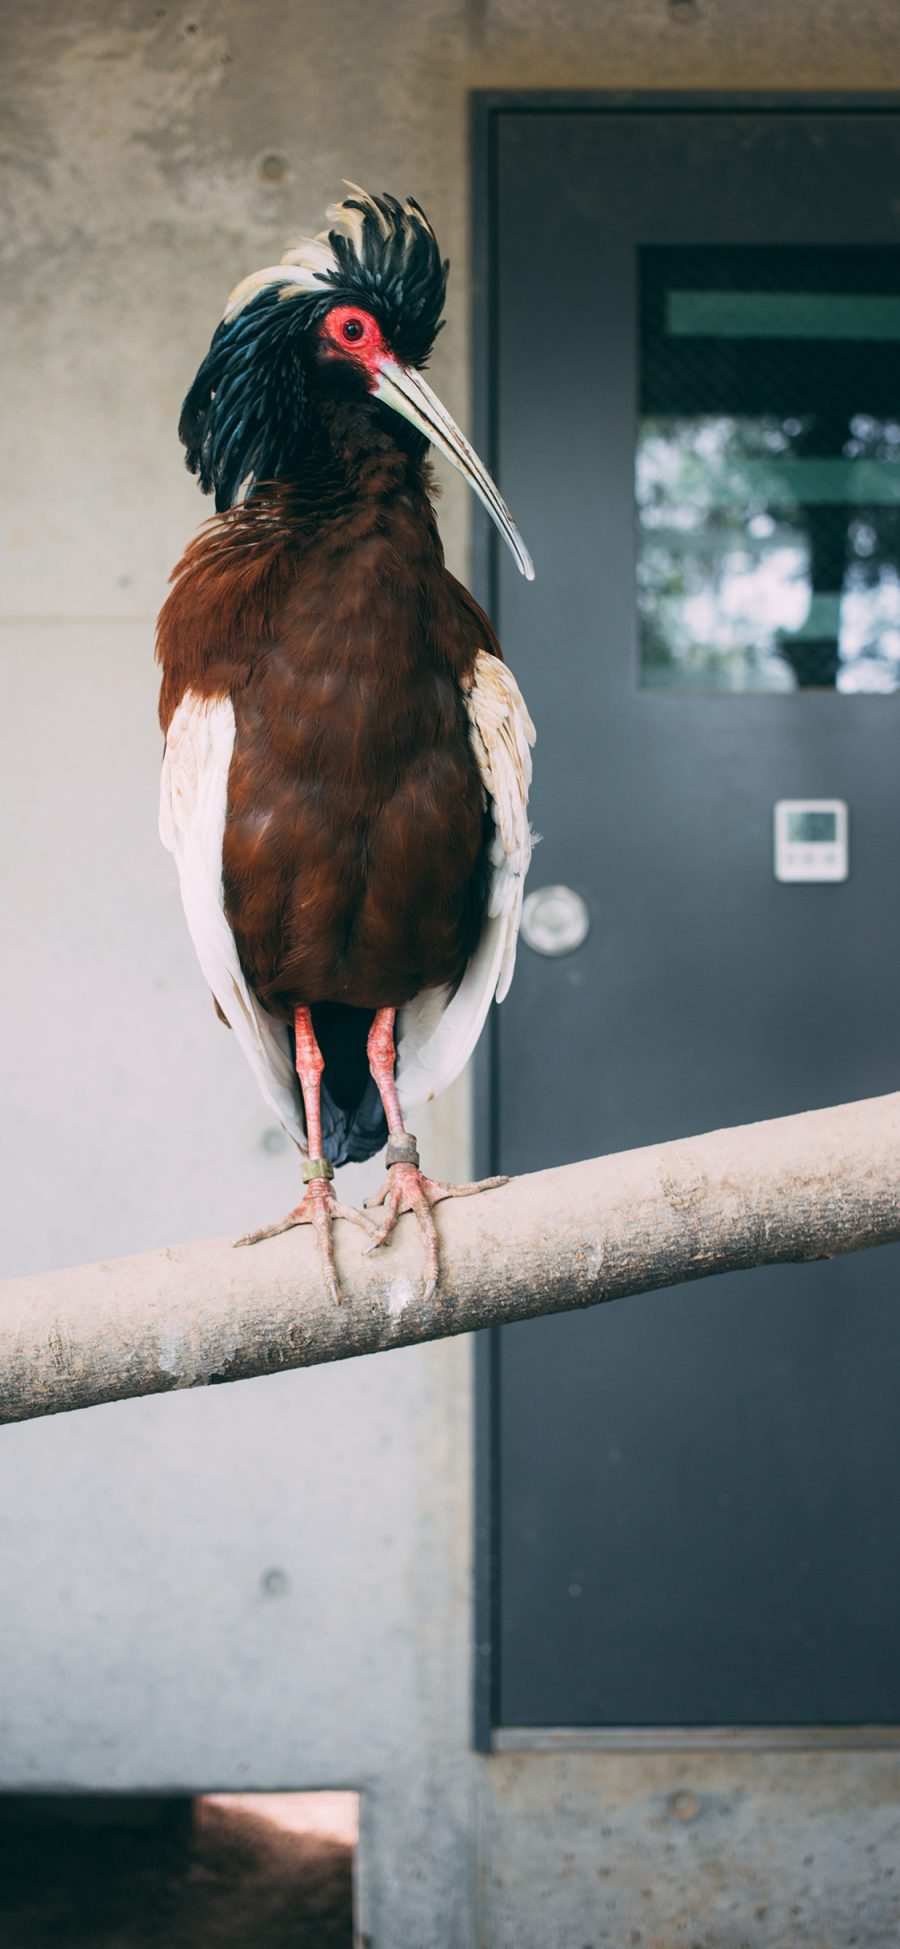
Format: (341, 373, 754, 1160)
(277, 395, 432, 520)
(157, 400, 445, 730)
(236, 395, 443, 595)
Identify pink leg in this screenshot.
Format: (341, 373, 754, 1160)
(235, 1006, 377, 1301)
(295, 1005, 327, 1158)
(366, 1007, 404, 1136)
(364, 1006, 509, 1302)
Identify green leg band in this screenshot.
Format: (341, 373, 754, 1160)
(302, 1157, 334, 1183)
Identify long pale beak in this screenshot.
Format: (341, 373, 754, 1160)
(373, 358, 535, 581)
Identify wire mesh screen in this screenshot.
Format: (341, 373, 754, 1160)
(637, 246, 900, 692)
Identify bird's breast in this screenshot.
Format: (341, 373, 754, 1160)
(221, 546, 490, 1016)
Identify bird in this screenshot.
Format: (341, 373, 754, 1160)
(157, 187, 535, 1305)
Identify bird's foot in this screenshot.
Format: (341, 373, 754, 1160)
(364, 1135, 508, 1304)
(235, 1172, 378, 1307)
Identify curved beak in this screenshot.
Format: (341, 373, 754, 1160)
(373, 358, 535, 582)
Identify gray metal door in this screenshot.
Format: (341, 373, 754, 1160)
(477, 103, 900, 1739)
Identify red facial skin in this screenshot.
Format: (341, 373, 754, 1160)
(318, 305, 389, 385)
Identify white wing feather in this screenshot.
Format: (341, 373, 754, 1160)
(159, 690, 306, 1149)
(396, 652, 535, 1114)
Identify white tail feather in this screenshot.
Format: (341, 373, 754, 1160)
(160, 692, 306, 1148)
(396, 650, 535, 1111)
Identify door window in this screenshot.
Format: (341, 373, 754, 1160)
(637, 247, 900, 692)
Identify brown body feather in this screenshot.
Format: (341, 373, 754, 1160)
(157, 405, 500, 1022)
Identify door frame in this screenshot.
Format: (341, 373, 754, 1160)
(470, 88, 900, 1755)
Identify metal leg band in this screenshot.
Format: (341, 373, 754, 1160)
(302, 1157, 334, 1183)
(386, 1132, 420, 1169)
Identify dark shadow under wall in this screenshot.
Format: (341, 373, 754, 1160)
(0, 1794, 353, 1947)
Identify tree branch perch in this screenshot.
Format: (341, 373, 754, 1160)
(2, 1091, 899, 1427)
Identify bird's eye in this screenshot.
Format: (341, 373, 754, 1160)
(320, 306, 385, 371)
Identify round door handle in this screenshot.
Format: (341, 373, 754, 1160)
(521, 884, 590, 957)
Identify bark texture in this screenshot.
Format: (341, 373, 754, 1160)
(2, 1092, 899, 1427)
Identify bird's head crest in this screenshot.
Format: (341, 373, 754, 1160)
(224, 187, 448, 369)
(179, 188, 449, 511)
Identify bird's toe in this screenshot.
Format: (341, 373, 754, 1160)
(234, 1207, 307, 1247)
(234, 1180, 377, 1304)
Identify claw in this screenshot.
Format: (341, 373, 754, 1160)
(234, 1178, 378, 1306)
(364, 1162, 509, 1302)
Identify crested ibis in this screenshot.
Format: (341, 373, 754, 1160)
(157, 189, 535, 1304)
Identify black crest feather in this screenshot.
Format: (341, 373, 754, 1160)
(178, 287, 311, 511)
(179, 189, 449, 510)
(321, 190, 448, 369)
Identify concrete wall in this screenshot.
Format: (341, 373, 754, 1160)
(2, 4, 899, 1944)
